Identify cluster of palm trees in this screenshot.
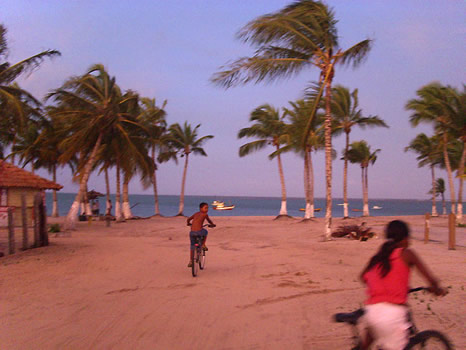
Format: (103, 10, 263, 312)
(405, 82, 465, 224)
(212, 0, 375, 238)
(0, 25, 214, 229)
(237, 85, 387, 220)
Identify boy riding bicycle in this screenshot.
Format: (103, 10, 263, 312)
(187, 202, 216, 267)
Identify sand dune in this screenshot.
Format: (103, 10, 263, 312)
(1, 215, 465, 349)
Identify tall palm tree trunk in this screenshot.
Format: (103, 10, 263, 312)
(115, 160, 124, 221)
(324, 76, 334, 239)
(276, 145, 288, 217)
(51, 165, 59, 217)
(303, 150, 311, 219)
(441, 192, 447, 215)
(443, 135, 456, 214)
(430, 165, 438, 217)
(343, 132, 350, 218)
(152, 147, 161, 216)
(309, 150, 316, 218)
(105, 167, 111, 215)
(178, 154, 189, 216)
(456, 143, 465, 223)
(65, 132, 103, 230)
(363, 166, 370, 216)
(122, 173, 133, 219)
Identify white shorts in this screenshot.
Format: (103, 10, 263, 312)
(362, 303, 411, 350)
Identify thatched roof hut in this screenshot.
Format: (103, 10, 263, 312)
(0, 160, 62, 227)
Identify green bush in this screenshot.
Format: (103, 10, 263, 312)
(48, 223, 61, 233)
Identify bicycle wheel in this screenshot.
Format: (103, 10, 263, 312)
(405, 330, 453, 350)
(191, 248, 199, 277)
(199, 249, 206, 270)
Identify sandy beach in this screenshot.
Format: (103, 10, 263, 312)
(1, 215, 465, 349)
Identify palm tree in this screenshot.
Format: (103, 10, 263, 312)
(47, 64, 140, 229)
(406, 82, 462, 216)
(137, 97, 167, 216)
(238, 104, 290, 218)
(346, 140, 380, 217)
(405, 133, 442, 217)
(13, 113, 73, 217)
(284, 99, 325, 219)
(331, 85, 388, 218)
(431, 178, 446, 215)
(0, 24, 60, 131)
(211, 0, 372, 239)
(167, 122, 213, 216)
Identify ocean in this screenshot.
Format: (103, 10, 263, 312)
(45, 193, 454, 218)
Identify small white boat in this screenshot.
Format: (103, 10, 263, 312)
(212, 200, 224, 207)
(337, 203, 345, 206)
(213, 203, 235, 210)
(372, 205, 382, 210)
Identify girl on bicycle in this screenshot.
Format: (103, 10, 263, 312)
(359, 220, 447, 350)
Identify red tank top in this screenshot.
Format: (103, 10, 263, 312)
(363, 248, 410, 305)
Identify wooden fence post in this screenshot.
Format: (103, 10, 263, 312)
(448, 213, 456, 250)
(424, 213, 430, 244)
(21, 194, 29, 250)
(8, 207, 15, 255)
(33, 194, 40, 247)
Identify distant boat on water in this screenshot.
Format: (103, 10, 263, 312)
(212, 200, 224, 206)
(372, 205, 382, 210)
(213, 202, 235, 210)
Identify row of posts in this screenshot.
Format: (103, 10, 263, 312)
(7, 193, 48, 255)
(424, 213, 456, 250)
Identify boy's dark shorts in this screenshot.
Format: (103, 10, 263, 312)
(190, 229, 208, 249)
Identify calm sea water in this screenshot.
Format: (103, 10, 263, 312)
(45, 193, 453, 218)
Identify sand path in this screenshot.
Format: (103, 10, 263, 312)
(1, 215, 465, 349)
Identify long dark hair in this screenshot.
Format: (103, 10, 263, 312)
(365, 220, 410, 277)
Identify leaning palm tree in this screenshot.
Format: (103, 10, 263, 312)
(238, 104, 290, 218)
(284, 99, 325, 219)
(167, 122, 213, 216)
(431, 178, 447, 215)
(211, 0, 372, 239)
(405, 133, 442, 217)
(137, 97, 167, 216)
(406, 82, 462, 216)
(47, 64, 140, 229)
(331, 85, 388, 218)
(346, 140, 380, 217)
(0, 24, 60, 128)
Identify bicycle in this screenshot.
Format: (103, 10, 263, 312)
(333, 287, 453, 349)
(191, 224, 215, 277)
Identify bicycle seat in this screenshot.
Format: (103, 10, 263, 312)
(334, 308, 364, 325)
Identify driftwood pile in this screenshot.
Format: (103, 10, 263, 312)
(331, 222, 375, 241)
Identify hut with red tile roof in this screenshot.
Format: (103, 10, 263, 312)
(0, 160, 62, 227)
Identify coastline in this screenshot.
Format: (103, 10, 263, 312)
(1, 215, 465, 349)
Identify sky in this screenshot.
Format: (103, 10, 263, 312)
(2, 0, 465, 200)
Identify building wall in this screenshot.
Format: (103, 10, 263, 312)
(0, 187, 40, 227)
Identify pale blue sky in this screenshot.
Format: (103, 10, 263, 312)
(2, 0, 465, 199)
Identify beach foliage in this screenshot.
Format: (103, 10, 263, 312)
(212, 0, 372, 238)
(346, 140, 380, 217)
(238, 104, 290, 217)
(406, 82, 465, 222)
(331, 85, 388, 218)
(166, 122, 214, 216)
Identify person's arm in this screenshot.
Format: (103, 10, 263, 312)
(206, 214, 215, 226)
(402, 248, 447, 296)
(187, 214, 194, 226)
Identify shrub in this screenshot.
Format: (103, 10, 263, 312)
(331, 222, 375, 241)
(48, 223, 61, 233)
